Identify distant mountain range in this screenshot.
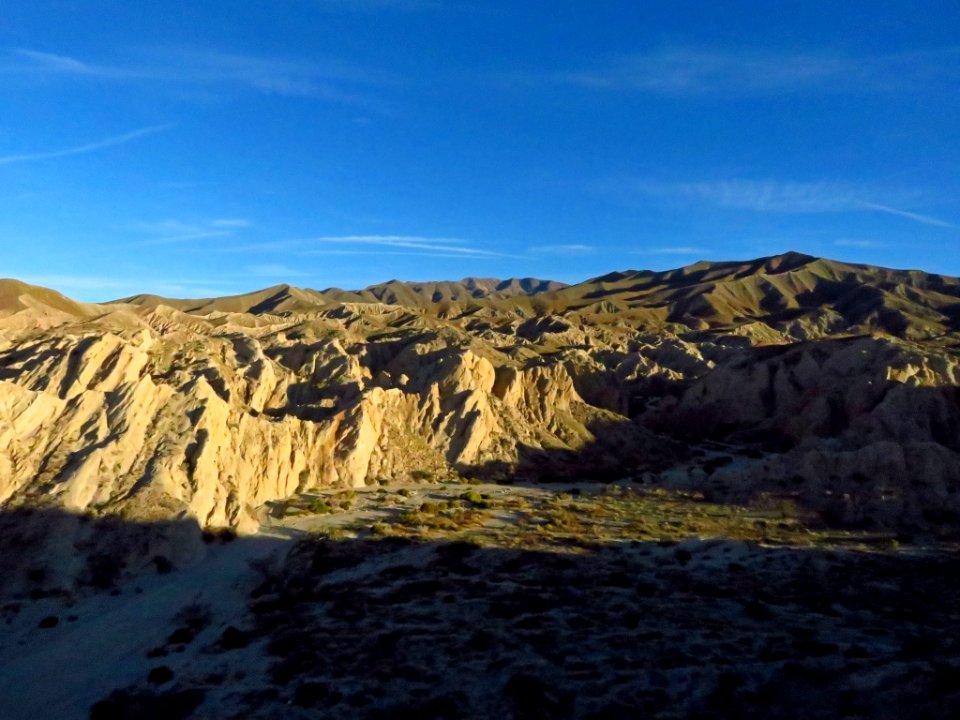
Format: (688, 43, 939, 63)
(112, 276, 567, 315)
(5, 251, 960, 339)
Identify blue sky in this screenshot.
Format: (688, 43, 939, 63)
(1, 1, 959, 301)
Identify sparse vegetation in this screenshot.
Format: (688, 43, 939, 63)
(201, 527, 237, 544)
(82, 552, 124, 590)
(172, 602, 212, 634)
(307, 499, 333, 515)
(460, 490, 484, 505)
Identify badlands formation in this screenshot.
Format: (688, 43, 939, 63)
(3, 252, 960, 527)
(1, 252, 960, 561)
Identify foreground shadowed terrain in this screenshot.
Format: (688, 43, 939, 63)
(2, 489, 958, 720)
(90, 532, 960, 720)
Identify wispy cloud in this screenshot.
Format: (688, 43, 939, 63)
(633, 246, 706, 255)
(859, 202, 960, 230)
(19, 274, 132, 292)
(129, 218, 245, 245)
(554, 47, 960, 95)
(16, 272, 242, 301)
(146, 284, 238, 298)
(315, 0, 444, 11)
(138, 231, 230, 246)
(303, 235, 513, 258)
(210, 218, 251, 228)
(0, 124, 172, 166)
(3, 47, 387, 102)
(158, 49, 377, 101)
(2, 49, 129, 78)
(130, 219, 206, 236)
(214, 234, 514, 260)
(243, 263, 307, 277)
(528, 244, 594, 254)
(612, 178, 960, 230)
(618, 179, 858, 212)
(144, 278, 240, 297)
(0, 190, 57, 202)
(834, 239, 885, 248)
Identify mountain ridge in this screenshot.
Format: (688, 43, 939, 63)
(109, 275, 566, 315)
(93, 252, 960, 338)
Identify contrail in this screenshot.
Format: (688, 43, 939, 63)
(861, 201, 960, 231)
(0, 124, 174, 165)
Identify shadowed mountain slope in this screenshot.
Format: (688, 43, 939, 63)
(545, 251, 960, 337)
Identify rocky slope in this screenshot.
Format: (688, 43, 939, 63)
(2, 253, 960, 565)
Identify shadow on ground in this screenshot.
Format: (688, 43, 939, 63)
(75, 527, 960, 720)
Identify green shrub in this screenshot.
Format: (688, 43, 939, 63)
(461, 491, 484, 505)
(308, 500, 333, 514)
(312, 527, 348, 541)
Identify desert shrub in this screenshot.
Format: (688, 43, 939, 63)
(147, 666, 174, 684)
(167, 626, 194, 644)
(312, 527, 348, 541)
(202, 528, 237, 543)
(398, 488, 413, 497)
(410, 469, 433, 481)
(83, 552, 123, 590)
(25, 565, 47, 585)
(220, 626, 250, 650)
(461, 491, 484, 505)
(308, 500, 333, 514)
(152, 555, 174, 574)
(217, 528, 237, 542)
(173, 602, 212, 633)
